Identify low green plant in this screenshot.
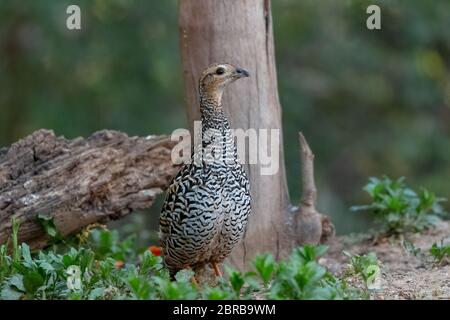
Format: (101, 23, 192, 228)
(429, 240, 450, 264)
(88, 229, 139, 262)
(0, 219, 163, 300)
(352, 176, 446, 235)
(401, 240, 421, 257)
(268, 245, 356, 300)
(0, 220, 364, 300)
(37, 214, 64, 243)
(344, 251, 380, 290)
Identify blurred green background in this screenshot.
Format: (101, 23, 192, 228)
(1, 0, 449, 237)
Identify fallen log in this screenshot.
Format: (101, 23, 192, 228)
(0, 129, 180, 249)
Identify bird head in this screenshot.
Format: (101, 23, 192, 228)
(199, 63, 249, 104)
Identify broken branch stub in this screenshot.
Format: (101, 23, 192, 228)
(293, 132, 335, 245)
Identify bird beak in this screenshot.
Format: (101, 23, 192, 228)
(234, 67, 250, 78)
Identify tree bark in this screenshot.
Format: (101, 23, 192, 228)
(179, 0, 334, 270)
(0, 129, 179, 249)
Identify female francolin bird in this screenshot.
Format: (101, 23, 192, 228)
(160, 63, 251, 280)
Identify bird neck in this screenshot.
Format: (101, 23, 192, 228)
(197, 88, 238, 166)
(199, 89, 229, 130)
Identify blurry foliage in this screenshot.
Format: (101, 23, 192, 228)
(0, 0, 184, 143)
(344, 251, 380, 291)
(429, 240, 450, 265)
(352, 176, 447, 235)
(267, 245, 359, 299)
(272, 0, 450, 233)
(0, 0, 449, 233)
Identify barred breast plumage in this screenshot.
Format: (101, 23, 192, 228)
(159, 63, 251, 278)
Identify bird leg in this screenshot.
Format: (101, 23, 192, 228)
(211, 262, 222, 277)
(190, 275, 199, 287)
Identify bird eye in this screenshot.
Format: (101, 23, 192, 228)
(216, 67, 225, 75)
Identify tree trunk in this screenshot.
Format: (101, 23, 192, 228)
(0, 129, 179, 249)
(179, 0, 334, 270)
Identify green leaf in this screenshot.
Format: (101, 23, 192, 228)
(430, 242, 450, 263)
(88, 287, 105, 300)
(0, 286, 23, 300)
(37, 215, 62, 241)
(21, 243, 33, 266)
(9, 274, 25, 292)
(140, 251, 162, 275)
(228, 270, 245, 294)
(153, 276, 197, 300)
(354, 176, 446, 235)
(295, 245, 328, 263)
(23, 271, 45, 294)
(203, 287, 231, 300)
(254, 254, 275, 284)
(39, 261, 55, 274)
(366, 265, 381, 289)
(174, 269, 195, 283)
(11, 218, 21, 264)
(128, 275, 152, 300)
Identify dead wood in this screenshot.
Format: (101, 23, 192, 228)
(0, 129, 179, 248)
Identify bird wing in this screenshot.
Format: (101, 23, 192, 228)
(159, 162, 203, 241)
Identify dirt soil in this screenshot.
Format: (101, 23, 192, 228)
(320, 221, 450, 300)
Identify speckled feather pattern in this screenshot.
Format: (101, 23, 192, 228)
(159, 64, 251, 277)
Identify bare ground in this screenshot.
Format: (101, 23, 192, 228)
(321, 221, 450, 300)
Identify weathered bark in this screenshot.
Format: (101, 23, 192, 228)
(0, 129, 179, 248)
(179, 0, 334, 269)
